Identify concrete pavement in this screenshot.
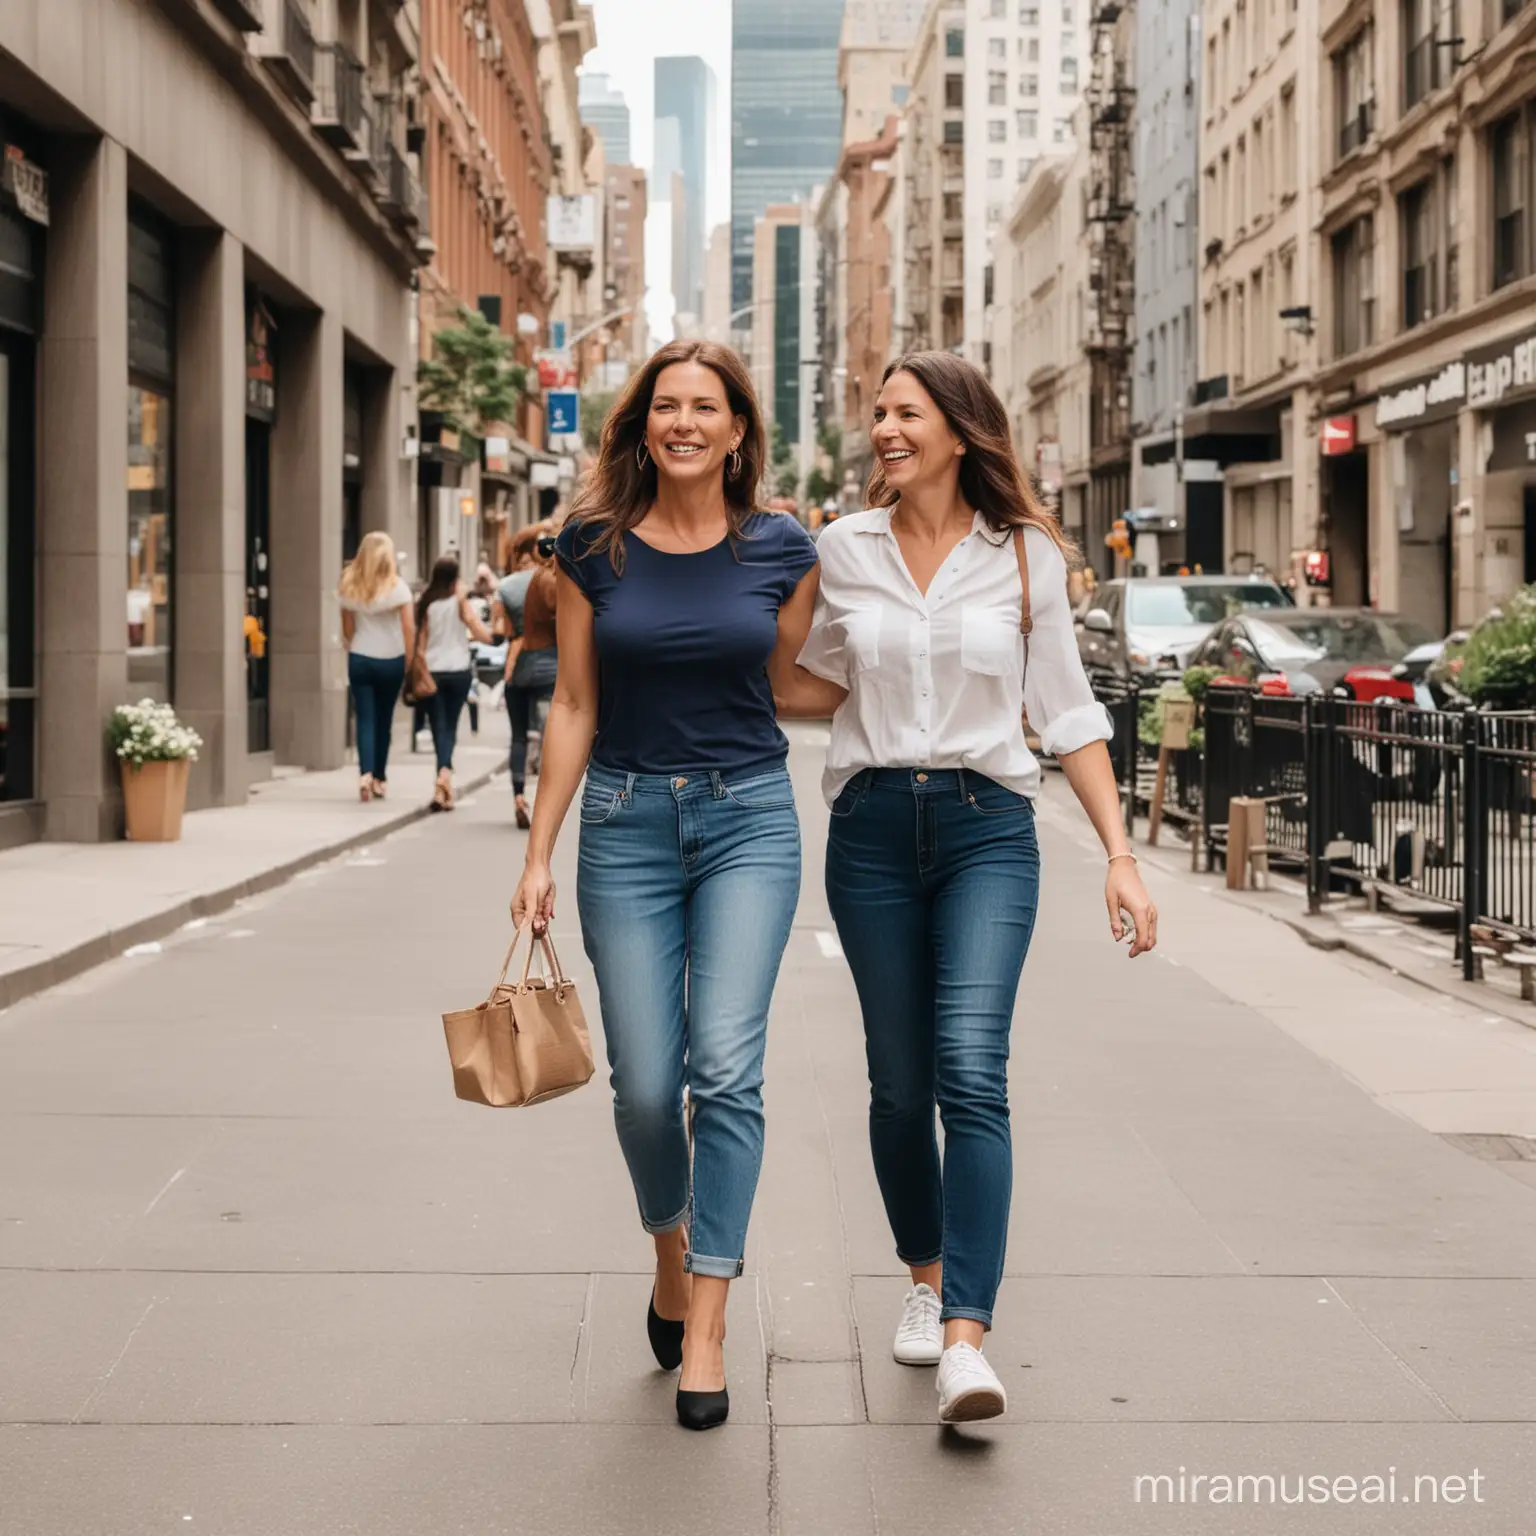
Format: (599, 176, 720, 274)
(4, 723, 1536, 1533)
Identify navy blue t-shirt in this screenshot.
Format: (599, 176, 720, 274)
(555, 513, 818, 776)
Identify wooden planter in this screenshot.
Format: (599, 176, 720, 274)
(121, 758, 191, 842)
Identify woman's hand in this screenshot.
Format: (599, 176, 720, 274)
(511, 861, 556, 934)
(1105, 858, 1158, 957)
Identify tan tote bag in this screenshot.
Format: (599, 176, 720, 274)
(442, 925, 595, 1107)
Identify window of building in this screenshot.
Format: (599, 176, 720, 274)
(1206, 36, 1218, 107)
(945, 73, 965, 109)
(1022, 73, 1038, 97)
(946, 27, 964, 56)
(1444, 152, 1461, 308)
(1235, 136, 1248, 230)
(1054, 117, 1069, 143)
(1220, 18, 1231, 99)
(1018, 156, 1036, 182)
(944, 191, 963, 221)
(990, 0, 1006, 15)
(1492, 110, 1530, 289)
(1018, 109, 1038, 137)
(943, 118, 964, 144)
(989, 36, 1007, 58)
(127, 203, 176, 702)
(1235, 0, 1248, 77)
(989, 70, 1007, 104)
(893, 83, 910, 106)
(989, 118, 1007, 142)
(1333, 27, 1375, 162)
(1332, 214, 1376, 355)
(1062, 57, 1078, 88)
(1278, 82, 1297, 194)
(1402, 0, 1458, 109)
(1027, 37, 1040, 60)
(988, 158, 1005, 180)
(1400, 178, 1435, 326)
(1204, 162, 1219, 243)
(1020, 3, 1040, 22)
(1252, 117, 1267, 219)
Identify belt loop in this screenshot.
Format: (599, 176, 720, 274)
(624, 772, 637, 803)
(710, 770, 726, 799)
(956, 767, 969, 804)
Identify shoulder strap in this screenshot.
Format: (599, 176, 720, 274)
(1013, 527, 1033, 636)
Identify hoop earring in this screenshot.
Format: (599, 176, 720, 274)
(636, 442, 650, 471)
(728, 448, 742, 479)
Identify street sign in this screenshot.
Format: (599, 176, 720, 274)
(551, 320, 568, 351)
(1321, 416, 1357, 455)
(547, 389, 580, 440)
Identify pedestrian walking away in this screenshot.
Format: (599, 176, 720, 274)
(416, 554, 495, 812)
(338, 531, 414, 803)
(497, 522, 561, 829)
(510, 340, 822, 1432)
(778, 351, 1160, 1426)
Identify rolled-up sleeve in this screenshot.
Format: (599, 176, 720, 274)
(1025, 539, 1114, 759)
(796, 569, 847, 684)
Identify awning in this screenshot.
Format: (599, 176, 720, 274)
(1139, 403, 1282, 468)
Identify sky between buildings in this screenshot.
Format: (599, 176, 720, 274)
(584, 0, 734, 342)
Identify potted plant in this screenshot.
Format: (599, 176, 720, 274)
(109, 699, 203, 842)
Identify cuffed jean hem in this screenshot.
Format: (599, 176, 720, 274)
(685, 1252, 746, 1279)
(639, 1202, 691, 1239)
(939, 1305, 994, 1330)
(897, 1246, 944, 1269)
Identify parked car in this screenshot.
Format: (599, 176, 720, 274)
(1188, 609, 1439, 699)
(1076, 574, 1294, 684)
(1390, 609, 1505, 709)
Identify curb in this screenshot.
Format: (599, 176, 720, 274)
(0, 762, 507, 1014)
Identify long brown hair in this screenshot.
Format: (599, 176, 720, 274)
(865, 352, 1077, 560)
(568, 340, 768, 572)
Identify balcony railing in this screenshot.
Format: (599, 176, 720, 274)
(260, 0, 316, 106)
(313, 42, 365, 150)
(1337, 100, 1373, 161)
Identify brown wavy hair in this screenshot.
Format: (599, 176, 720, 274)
(568, 340, 767, 573)
(865, 352, 1078, 560)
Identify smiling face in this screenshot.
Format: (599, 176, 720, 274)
(645, 361, 746, 487)
(871, 369, 966, 494)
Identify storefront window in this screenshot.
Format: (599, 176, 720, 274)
(127, 385, 173, 695)
(127, 205, 175, 698)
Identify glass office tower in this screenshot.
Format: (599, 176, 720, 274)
(730, 0, 843, 322)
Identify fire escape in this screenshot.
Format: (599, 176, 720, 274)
(1084, 0, 1136, 550)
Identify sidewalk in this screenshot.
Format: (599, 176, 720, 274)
(0, 713, 509, 1012)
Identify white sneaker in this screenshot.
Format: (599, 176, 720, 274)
(936, 1341, 1007, 1423)
(892, 1283, 943, 1366)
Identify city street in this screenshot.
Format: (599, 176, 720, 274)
(5, 724, 1536, 1535)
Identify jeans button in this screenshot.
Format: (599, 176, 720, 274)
(915, 772, 929, 784)
(674, 776, 688, 790)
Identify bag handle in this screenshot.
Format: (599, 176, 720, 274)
(1013, 527, 1033, 637)
(486, 923, 572, 1004)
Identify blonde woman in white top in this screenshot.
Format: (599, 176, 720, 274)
(339, 531, 414, 802)
(782, 352, 1158, 1425)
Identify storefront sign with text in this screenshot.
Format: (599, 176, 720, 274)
(1467, 329, 1536, 410)
(1374, 361, 1465, 430)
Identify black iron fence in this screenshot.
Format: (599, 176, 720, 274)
(1095, 681, 1536, 978)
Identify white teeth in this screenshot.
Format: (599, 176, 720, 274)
(665, 444, 703, 454)
(883, 450, 913, 462)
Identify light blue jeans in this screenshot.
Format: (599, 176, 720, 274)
(576, 762, 802, 1278)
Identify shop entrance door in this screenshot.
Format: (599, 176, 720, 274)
(245, 418, 272, 753)
(0, 331, 36, 804)
(1325, 451, 1371, 607)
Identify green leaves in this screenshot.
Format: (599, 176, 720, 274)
(416, 305, 529, 443)
(1181, 664, 1222, 702)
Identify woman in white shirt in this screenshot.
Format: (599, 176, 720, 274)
(788, 352, 1158, 1426)
(338, 532, 414, 803)
(416, 554, 494, 812)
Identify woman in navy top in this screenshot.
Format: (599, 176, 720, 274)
(512, 341, 819, 1431)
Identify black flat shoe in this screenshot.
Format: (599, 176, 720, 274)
(647, 1289, 685, 1371)
(676, 1385, 730, 1430)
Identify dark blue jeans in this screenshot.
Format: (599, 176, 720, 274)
(428, 670, 474, 772)
(825, 768, 1041, 1329)
(348, 653, 405, 782)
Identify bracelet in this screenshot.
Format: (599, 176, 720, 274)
(1107, 852, 1138, 866)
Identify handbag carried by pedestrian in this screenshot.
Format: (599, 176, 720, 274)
(403, 624, 437, 705)
(441, 924, 594, 1107)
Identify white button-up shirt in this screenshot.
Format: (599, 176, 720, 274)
(798, 507, 1113, 805)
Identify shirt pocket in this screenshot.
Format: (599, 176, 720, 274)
(960, 608, 1019, 677)
(840, 609, 882, 676)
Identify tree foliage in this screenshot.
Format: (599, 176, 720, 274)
(769, 421, 799, 499)
(416, 305, 528, 442)
(1456, 587, 1536, 709)
(581, 391, 617, 455)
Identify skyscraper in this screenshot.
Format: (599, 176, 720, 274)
(731, 1, 843, 321)
(579, 72, 632, 165)
(653, 56, 715, 326)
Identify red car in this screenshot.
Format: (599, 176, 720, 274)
(1189, 609, 1439, 700)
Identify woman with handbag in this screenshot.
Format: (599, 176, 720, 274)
(782, 352, 1160, 1424)
(510, 340, 821, 1431)
(338, 531, 414, 803)
(415, 554, 494, 812)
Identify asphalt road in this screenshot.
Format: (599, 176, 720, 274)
(4, 725, 1536, 1534)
